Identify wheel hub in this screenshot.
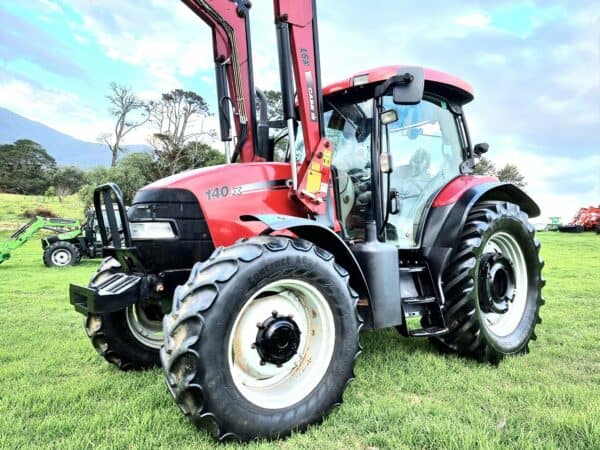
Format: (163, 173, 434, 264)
(478, 253, 515, 314)
(52, 249, 71, 266)
(254, 311, 301, 366)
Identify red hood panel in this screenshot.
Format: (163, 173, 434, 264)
(144, 163, 304, 246)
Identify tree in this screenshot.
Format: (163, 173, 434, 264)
(473, 156, 496, 177)
(153, 141, 225, 177)
(261, 90, 288, 160)
(496, 163, 527, 187)
(262, 90, 283, 121)
(112, 152, 157, 203)
(149, 89, 215, 176)
(52, 166, 87, 202)
(0, 139, 56, 194)
(100, 83, 150, 168)
(78, 166, 114, 207)
(472, 156, 526, 187)
(78, 153, 160, 206)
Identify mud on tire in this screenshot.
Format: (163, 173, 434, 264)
(85, 258, 162, 370)
(161, 236, 362, 441)
(432, 201, 545, 364)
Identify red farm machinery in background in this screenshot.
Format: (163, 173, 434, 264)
(69, 0, 545, 441)
(559, 206, 600, 233)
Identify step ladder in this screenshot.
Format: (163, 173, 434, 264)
(397, 255, 448, 338)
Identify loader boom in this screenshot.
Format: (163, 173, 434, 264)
(0, 217, 80, 264)
(182, 0, 258, 163)
(182, 0, 331, 215)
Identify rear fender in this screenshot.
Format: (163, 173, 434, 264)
(241, 214, 372, 313)
(422, 182, 540, 301)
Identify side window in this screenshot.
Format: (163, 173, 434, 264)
(326, 100, 374, 239)
(288, 99, 375, 240)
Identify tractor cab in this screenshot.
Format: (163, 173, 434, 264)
(296, 66, 475, 247)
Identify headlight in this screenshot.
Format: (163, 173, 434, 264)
(130, 221, 176, 239)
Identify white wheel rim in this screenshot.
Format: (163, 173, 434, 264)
(228, 279, 336, 409)
(126, 304, 164, 349)
(51, 249, 72, 266)
(480, 231, 528, 337)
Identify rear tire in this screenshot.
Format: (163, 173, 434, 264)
(431, 201, 545, 364)
(85, 258, 162, 370)
(161, 236, 361, 441)
(43, 241, 81, 267)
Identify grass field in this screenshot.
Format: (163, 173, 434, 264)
(0, 195, 599, 449)
(0, 193, 85, 231)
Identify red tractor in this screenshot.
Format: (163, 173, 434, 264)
(69, 0, 545, 441)
(558, 206, 600, 233)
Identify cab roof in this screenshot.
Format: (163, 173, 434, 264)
(323, 65, 474, 105)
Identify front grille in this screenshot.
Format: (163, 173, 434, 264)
(128, 188, 214, 273)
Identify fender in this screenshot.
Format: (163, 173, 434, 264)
(422, 181, 540, 302)
(240, 213, 372, 312)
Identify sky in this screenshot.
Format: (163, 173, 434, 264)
(0, 0, 598, 222)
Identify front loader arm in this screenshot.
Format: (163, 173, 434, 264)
(0, 217, 80, 264)
(274, 0, 332, 215)
(182, 0, 258, 163)
(183, 0, 332, 215)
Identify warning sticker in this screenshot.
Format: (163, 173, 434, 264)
(322, 149, 332, 167)
(307, 163, 322, 193)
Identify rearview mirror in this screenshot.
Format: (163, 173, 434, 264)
(392, 67, 425, 105)
(474, 142, 489, 156)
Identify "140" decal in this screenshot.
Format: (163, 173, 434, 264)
(205, 185, 242, 200)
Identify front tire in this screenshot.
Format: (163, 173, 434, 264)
(43, 241, 81, 267)
(161, 236, 361, 441)
(432, 201, 545, 364)
(85, 258, 163, 370)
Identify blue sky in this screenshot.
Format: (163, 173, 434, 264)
(0, 0, 598, 220)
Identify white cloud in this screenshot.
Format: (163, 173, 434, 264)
(482, 144, 600, 222)
(0, 73, 156, 145)
(70, 1, 214, 92)
(455, 12, 491, 28)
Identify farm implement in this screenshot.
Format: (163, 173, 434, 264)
(558, 206, 600, 233)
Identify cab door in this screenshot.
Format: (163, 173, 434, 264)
(380, 96, 465, 248)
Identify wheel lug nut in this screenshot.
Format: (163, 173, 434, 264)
(271, 310, 278, 318)
(251, 343, 256, 349)
(260, 359, 266, 366)
(276, 363, 282, 368)
(256, 322, 264, 329)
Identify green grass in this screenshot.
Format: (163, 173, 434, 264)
(0, 220, 599, 448)
(0, 193, 85, 231)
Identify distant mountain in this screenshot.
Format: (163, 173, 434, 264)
(0, 107, 151, 168)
